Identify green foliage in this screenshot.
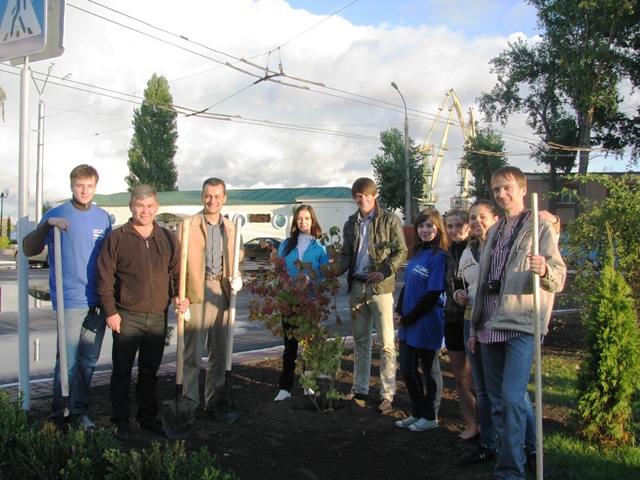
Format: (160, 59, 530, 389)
(561, 174, 640, 308)
(5, 215, 11, 238)
(12, 422, 118, 479)
(461, 126, 508, 200)
(42, 201, 53, 216)
(0, 391, 30, 475)
(0, 236, 9, 249)
(371, 128, 425, 222)
(126, 73, 179, 192)
(0, 393, 233, 479)
(104, 442, 234, 480)
(246, 228, 345, 411)
(479, 0, 639, 193)
(576, 226, 640, 447)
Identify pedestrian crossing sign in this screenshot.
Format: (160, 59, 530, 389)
(0, 0, 47, 62)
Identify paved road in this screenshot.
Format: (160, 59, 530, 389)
(0, 254, 370, 386)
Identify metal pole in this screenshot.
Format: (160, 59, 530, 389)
(33, 62, 54, 227)
(0, 190, 7, 236)
(18, 57, 32, 410)
(531, 193, 544, 479)
(391, 82, 411, 226)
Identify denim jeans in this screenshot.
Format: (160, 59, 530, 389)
(464, 321, 537, 453)
(52, 307, 106, 416)
(481, 334, 534, 480)
(464, 320, 495, 449)
(348, 283, 396, 400)
(110, 309, 166, 425)
(398, 340, 439, 420)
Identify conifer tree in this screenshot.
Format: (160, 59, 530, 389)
(577, 226, 640, 446)
(125, 73, 179, 191)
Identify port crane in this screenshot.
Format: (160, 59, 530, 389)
(419, 89, 476, 209)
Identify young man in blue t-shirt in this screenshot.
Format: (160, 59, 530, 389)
(23, 164, 112, 430)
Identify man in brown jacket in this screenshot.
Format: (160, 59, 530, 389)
(180, 177, 244, 409)
(97, 185, 182, 441)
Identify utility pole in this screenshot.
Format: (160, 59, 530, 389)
(391, 82, 411, 226)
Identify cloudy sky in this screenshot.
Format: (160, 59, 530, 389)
(0, 0, 627, 220)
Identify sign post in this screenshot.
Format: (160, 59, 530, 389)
(1, 0, 65, 410)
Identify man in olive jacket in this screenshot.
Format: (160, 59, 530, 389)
(337, 177, 408, 413)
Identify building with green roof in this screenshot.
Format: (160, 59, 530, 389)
(91, 187, 357, 241)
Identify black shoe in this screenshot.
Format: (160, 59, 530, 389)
(114, 423, 130, 441)
(344, 390, 368, 401)
(461, 444, 496, 464)
(139, 417, 165, 437)
(526, 451, 551, 478)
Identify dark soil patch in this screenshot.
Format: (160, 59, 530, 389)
(28, 284, 583, 479)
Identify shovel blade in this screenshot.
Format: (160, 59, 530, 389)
(213, 383, 240, 426)
(162, 397, 198, 440)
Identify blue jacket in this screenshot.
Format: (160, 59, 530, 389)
(278, 237, 329, 277)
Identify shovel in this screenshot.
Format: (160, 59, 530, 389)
(213, 216, 242, 425)
(53, 227, 70, 426)
(531, 193, 545, 479)
(162, 219, 198, 439)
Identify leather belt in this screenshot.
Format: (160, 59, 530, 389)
(353, 275, 369, 283)
(206, 274, 223, 282)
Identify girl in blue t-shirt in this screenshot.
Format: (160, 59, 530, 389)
(393, 208, 448, 432)
(273, 205, 330, 402)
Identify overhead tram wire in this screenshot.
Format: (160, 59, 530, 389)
(70, 1, 446, 123)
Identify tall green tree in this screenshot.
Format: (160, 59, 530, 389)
(371, 128, 425, 221)
(479, 0, 639, 210)
(577, 226, 640, 447)
(462, 127, 508, 200)
(125, 73, 179, 191)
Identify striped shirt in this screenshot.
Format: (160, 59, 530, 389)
(477, 211, 530, 345)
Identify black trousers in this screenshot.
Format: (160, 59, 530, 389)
(398, 339, 441, 420)
(278, 320, 300, 391)
(110, 309, 167, 425)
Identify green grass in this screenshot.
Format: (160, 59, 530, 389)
(534, 348, 640, 478)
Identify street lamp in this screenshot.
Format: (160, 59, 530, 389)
(391, 81, 411, 226)
(0, 189, 8, 237)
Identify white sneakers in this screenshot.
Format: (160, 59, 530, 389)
(395, 416, 418, 428)
(408, 418, 439, 432)
(274, 389, 291, 402)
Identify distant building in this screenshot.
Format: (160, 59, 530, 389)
(524, 171, 639, 226)
(89, 187, 363, 241)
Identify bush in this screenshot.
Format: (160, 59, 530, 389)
(246, 226, 345, 411)
(0, 391, 30, 476)
(0, 393, 234, 479)
(104, 441, 234, 480)
(577, 227, 640, 447)
(561, 174, 640, 314)
(0, 236, 9, 249)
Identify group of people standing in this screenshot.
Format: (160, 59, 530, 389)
(25, 167, 242, 441)
(25, 164, 566, 480)
(272, 168, 566, 480)
(390, 166, 566, 480)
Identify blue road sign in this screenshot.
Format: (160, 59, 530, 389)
(0, 0, 47, 62)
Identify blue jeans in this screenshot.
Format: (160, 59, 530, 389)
(481, 334, 534, 480)
(464, 322, 537, 454)
(398, 340, 440, 420)
(52, 307, 106, 416)
(464, 320, 495, 449)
